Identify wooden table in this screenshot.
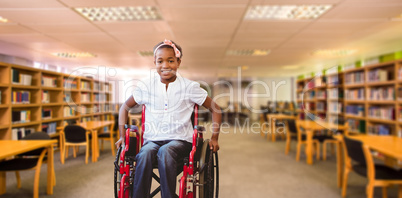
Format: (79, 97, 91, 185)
(128, 114, 141, 127)
(78, 121, 115, 162)
(336, 135, 402, 191)
(0, 140, 57, 195)
(264, 114, 296, 142)
(297, 120, 348, 165)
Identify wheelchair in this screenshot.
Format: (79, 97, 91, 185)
(114, 105, 219, 198)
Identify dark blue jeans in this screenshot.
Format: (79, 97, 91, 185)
(132, 140, 192, 198)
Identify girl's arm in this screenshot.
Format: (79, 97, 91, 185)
(202, 96, 222, 152)
(115, 96, 137, 148)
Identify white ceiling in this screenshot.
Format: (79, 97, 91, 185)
(0, 0, 402, 79)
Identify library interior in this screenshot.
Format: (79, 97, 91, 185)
(0, 0, 402, 198)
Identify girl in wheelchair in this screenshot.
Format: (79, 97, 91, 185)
(115, 39, 222, 198)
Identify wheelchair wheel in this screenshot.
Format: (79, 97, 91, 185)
(199, 139, 219, 198)
(114, 146, 122, 198)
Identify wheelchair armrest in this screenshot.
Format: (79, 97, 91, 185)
(194, 125, 205, 132)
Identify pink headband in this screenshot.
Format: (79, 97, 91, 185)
(154, 39, 181, 59)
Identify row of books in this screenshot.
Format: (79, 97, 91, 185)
(12, 110, 31, 123)
(328, 88, 343, 99)
(368, 87, 394, 101)
(368, 106, 395, 120)
(328, 102, 342, 113)
(81, 117, 91, 122)
(42, 109, 52, 119)
(398, 87, 402, 100)
(347, 119, 366, 133)
(345, 105, 364, 116)
(42, 76, 57, 87)
(80, 106, 92, 114)
(42, 122, 57, 134)
(12, 90, 30, 104)
(345, 71, 364, 84)
(63, 79, 78, 89)
(327, 75, 340, 86)
(316, 102, 326, 111)
(94, 94, 106, 102)
(399, 68, 402, 80)
(80, 81, 91, 90)
(11, 127, 35, 140)
(368, 124, 390, 135)
(12, 69, 32, 85)
(345, 88, 364, 100)
(81, 93, 91, 102)
(316, 90, 326, 99)
(304, 102, 315, 111)
(367, 69, 389, 82)
(64, 106, 76, 117)
(42, 90, 50, 103)
(64, 92, 72, 102)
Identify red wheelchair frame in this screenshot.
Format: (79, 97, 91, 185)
(114, 105, 219, 198)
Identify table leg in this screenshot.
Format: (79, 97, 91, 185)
(268, 119, 273, 141)
(272, 118, 277, 142)
(260, 115, 265, 137)
(306, 130, 313, 165)
(0, 172, 6, 195)
(398, 185, 402, 198)
(47, 144, 54, 194)
(336, 140, 343, 188)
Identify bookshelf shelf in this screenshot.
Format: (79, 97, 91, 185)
(344, 84, 365, 88)
(345, 114, 365, 120)
(344, 100, 365, 104)
(367, 101, 396, 105)
(11, 85, 40, 89)
(367, 118, 396, 124)
(0, 84, 8, 87)
(42, 103, 64, 107)
(41, 87, 62, 91)
(0, 125, 9, 130)
(0, 105, 8, 109)
(366, 81, 395, 86)
(12, 121, 41, 128)
(42, 118, 62, 123)
(12, 104, 40, 108)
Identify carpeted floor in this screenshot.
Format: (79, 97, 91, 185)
(2, 126, 400, 198)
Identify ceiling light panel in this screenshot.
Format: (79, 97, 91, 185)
(52, 52, 97, 58)
(312, 49, 357, 57)
(244, 5, 332, 20)
(75, 6, 162, 22)
(226, 49, 270, 56)
(138, 51, 153, 57)
(0, 16, 9, 23)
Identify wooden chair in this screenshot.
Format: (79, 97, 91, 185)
(342, 136, 402, 198)
(0, 132, 56, 198)
(98, 114, 117, 156)
(285, 120, 320, 161)
(61, 125, 91, 164)
(322, 119, 348, 161)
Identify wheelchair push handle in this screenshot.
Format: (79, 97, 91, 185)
(194, 125, 205, 132)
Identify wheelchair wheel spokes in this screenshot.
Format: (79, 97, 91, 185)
(198, 140, 219, 198)
(114, 146, 122, 198)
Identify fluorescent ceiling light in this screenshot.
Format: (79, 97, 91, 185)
(226, 49, 270, 56)
(244, 5, 332, 20)
(0, 16, 8, 23)
(138, 51, 154, 57)
(52, 52, 97, 58)
(75, 6, 162, 22)
(281, 65, 300, 70)
(312, 49, 357, 57)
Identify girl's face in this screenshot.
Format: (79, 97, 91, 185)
(154, 47, 181, 84)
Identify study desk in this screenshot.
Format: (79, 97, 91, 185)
(58, 121, 115, 163)
(297, 120, 348, 165)
(0, 140, 57, 195)
(336, 135, 402, 190)
(263, 114, 296, 142)
(78, 121, 115, 162)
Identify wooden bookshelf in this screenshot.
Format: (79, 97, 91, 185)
(297, 60, 402, 137)
(0, 62, 114, 140)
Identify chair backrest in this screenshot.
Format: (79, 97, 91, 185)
(343, 136, 366, 165)
(64, 125, 87, 143)
(19, 132, 51, 156)
(286, 119, 297, 135)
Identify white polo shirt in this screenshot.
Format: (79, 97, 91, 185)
(132, 74, 208, 143)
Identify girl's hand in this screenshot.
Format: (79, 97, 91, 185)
(115, 137, 124, 149)
(209, 138, 220, 152)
